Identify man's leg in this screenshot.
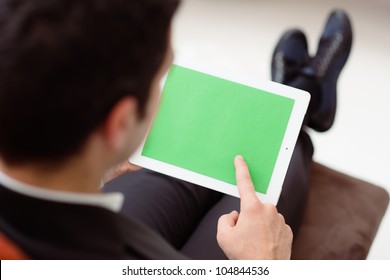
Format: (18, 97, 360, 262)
(276, 130, 313, 233)
(102, 169, 223, 249)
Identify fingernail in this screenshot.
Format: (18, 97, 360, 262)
(236, 155, 244, 161)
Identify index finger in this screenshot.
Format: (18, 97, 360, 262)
(234, 155, 262, 210)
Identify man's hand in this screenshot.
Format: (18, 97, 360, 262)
(103, 161, 142, 184)
(217, 156, 293, 260)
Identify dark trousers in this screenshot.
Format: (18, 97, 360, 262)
(103, 129, 313, 259)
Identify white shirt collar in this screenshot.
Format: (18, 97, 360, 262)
(0, 171, 124, 213)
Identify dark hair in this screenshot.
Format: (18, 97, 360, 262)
(0, 0, 180, 164)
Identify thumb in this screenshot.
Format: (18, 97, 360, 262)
(218, 210, 239, 230)
(216, 211, 239, 258)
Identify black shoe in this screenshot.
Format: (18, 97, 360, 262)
(271, 29, 310, 84)
(302, 9, 353, 132)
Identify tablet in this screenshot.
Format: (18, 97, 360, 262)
(129, 60, 310, 204)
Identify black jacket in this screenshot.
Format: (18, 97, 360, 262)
(0, 184, 186, 259)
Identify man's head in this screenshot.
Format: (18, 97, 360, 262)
(0, 0, 179, 166)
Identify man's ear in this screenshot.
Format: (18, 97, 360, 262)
(101, 97, 138, 152)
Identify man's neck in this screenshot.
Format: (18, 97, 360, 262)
(0, 156, 105, 194)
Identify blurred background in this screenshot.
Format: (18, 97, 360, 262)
(172, 0, 390, 259)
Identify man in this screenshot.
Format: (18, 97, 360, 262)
(0, 0, 351, 259)
(102, 8, 352, 260)
(0, 0, 352, 259)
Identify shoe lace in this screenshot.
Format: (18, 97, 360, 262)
(273, 52, 285, 83)
(312, 33, 343, 78)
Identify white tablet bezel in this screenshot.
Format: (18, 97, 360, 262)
(129, 59, 310, 205)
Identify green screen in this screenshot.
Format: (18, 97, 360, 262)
(142, 65, 294, 194)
